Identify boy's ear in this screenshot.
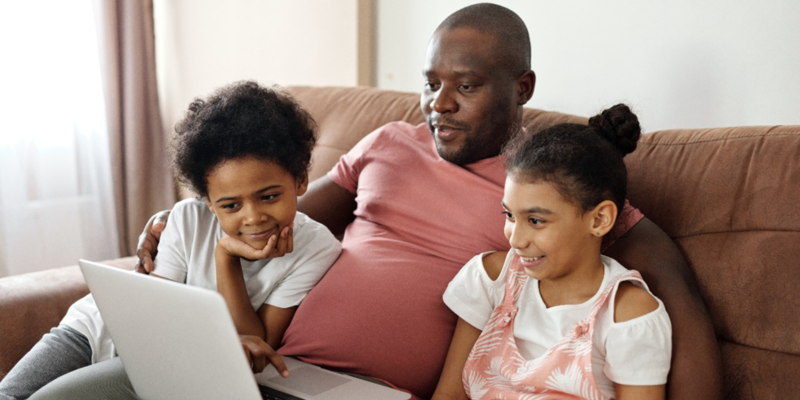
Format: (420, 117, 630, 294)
(589, 200, 617, 237)
(296, 173, 309, 197)
(205, 197, 216, 215)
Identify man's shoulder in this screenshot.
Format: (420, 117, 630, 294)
(367, 121, 428, 142)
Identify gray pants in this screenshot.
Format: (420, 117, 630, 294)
(0, 325, 137, 400)
(0, 325, 91, 399)
(29, 357, 137, 400)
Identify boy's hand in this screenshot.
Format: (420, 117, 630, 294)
(217, 226, 293, 261)
(239, 334, 289, 376)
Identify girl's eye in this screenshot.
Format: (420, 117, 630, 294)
(502, 211, 514, 220)
(529, 217, 544, 225)
(221, 202, 239, 210)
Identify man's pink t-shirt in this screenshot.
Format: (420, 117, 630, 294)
(279, 122, 643, 399)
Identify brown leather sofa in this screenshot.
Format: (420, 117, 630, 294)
(1, 86, 798, 399)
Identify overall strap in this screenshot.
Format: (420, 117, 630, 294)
(502, 254, 528, 306)
(587, 269, 644, 319)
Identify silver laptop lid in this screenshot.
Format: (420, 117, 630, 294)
(79, 259, 262, 400)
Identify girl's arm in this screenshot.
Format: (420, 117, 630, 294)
(431, 318, 481, 400)
(615, 384, 665, 400)
(612, 282, 666, 400)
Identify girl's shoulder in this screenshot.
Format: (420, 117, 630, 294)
(602, 256, 662, 323)
(613, 282, 660, 323)
(482, 250, 509, 281)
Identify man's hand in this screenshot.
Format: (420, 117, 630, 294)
(217, 226, 293, 262)
(134, 210, 171, 274)
(239, 334, 289, 376)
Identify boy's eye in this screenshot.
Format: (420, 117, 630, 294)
(502, 211, 514, 220)
(261, 194, 279, 201)
(221, 202, 239, 210)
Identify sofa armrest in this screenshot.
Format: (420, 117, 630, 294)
(0, 257, 136, 381)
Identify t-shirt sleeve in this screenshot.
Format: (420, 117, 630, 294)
(442, 253, 505, 331)
(151, 200, 192, 282)
(263, 214, 342, 308)
(603, 298, 673, 385)
(601, 199, 645, 251)
(327, 128, 383, 194)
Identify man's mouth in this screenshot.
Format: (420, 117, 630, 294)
(432, 120, 468, 142)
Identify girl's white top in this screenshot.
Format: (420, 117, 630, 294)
(444, 252, 672, 398)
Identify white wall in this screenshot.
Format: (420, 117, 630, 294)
(154, 0, 360, 141)
(376, 0, 800, 132)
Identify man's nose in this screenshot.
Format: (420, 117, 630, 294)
(431, 86, 458, 114)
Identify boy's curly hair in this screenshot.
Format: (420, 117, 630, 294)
(171, 81, 317, 197)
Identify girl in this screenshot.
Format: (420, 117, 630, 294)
(434, 104, 672, 399)
(1, 81, 342, 399)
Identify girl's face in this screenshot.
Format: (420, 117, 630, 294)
(502, 177, 601, 282)
(204, 157, 307, 250)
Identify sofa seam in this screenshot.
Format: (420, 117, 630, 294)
(671, 228, 800, 240)
(640, 131, 800, 146)
(719, 338, 800, 358)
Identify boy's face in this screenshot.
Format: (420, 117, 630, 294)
(204, 157, 307, 250)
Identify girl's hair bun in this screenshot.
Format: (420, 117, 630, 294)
(588, 103, 641, 156)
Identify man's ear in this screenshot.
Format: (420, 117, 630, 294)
(205, 197, 216, 215)
(296, 173, 309, 197)
(589, 200, 618, 237)
(516, 69, 536, 105)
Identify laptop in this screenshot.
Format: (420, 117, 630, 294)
(78, 259, 411, 400)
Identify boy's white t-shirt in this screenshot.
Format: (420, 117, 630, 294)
(61, 197, 342, 363)
(443, 253, 672, 398)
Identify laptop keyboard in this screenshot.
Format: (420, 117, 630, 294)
(258, 384, 305, 400)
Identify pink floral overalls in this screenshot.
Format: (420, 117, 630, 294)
(462, 254, 643, 399)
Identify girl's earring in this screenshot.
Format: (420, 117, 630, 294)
(595, 232, 600, 236)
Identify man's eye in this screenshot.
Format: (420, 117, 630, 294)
(425, 82, 440, 90)
(460, 84, 478, 92)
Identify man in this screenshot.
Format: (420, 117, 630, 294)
(138, 4, 722, 399)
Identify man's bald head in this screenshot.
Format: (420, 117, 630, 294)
(436, 3, 531, 78)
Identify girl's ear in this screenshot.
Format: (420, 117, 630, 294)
(205, 197, 216, 215)
(296, 173, 309, 197)
(589, 200, 618, 237)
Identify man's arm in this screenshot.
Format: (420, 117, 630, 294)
(603, 217, 723, 400)
(297, 175, 357, 237)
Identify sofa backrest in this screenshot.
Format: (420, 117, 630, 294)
(287, 86, 800, 400)
(625, 125, 800, 399)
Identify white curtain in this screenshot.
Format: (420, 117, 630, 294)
(0, 1, 119, 277)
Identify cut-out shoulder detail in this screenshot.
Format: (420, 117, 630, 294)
(613, 281, 659, 323)
(482, 251, 507, 281)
